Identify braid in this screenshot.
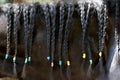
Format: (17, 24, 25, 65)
(96, 2, 108, 59)
(28, 4, 36, 62)
(49, 3, 56, 65)
(21, 4, 29, 79)
(2, 3, 12, 73)
(58, 2, 65, 79)
(42, 4, 51, 61)
(49, 3, 56, 80)
(78, 2, 91, 60)
(78, 2, 85, 53)
(96, 3, 108, 73)
(102, 3, 108, 48)
(63, 3, 74, 80)
(63, 3, 74, 61)
(13, 4, 20, 77)
(58, 2, 64, 65)
(5, 4, 12, 60)
(23, 4, 29, 60)
(97, 5, 104, 52)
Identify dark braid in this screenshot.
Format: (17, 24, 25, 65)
(49, 3, 56, 66)
(21, 4, 29, 79)
(83, 3, 91, 52)
(23, 4, 29, 61)
(78, 2, 91, 60)
(63, 3, 74, 80)
(102, 3, 108, 49)
(58, 2, 65, 79)
(96, 3, 108, 58)
(2, 3, 12, 72)
(28, 4, 36, 62)
(78, 2, 85, 53)
(97, 5, 104, 52)
(58, 2, 64, 66)
(63, 3, 74, 61)
(96, 3, 108, 73)
(13, 4, 21, 77)
(49, 3, 56, 80)
(5, 4, 12, 60)
(42, 3, 51, 61)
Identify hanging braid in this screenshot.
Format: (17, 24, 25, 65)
(83, 3, 91, 52)
(49, 3, 56, 67)
(58, 2, 65, 79)
(96, 3, 108, 73)
(78, 2, 85, 53)
(97, 5, 104, 53)
(21, 4, 29, 79)
(23, 4, 29, 62)
(78, 2, 91, 60)
(42, 3, 51, 61)
(102, 3, 108, 49)
(49, 3, 56, 80)
(63, 3, 74, 62)
(63, 3, 74, 80)
(58, 2, 64, 66)
(2, 4, 12, 72)
(5, 4, 12, 60)
(28, 4, 36, 62)
(13, 4, 21, 77)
